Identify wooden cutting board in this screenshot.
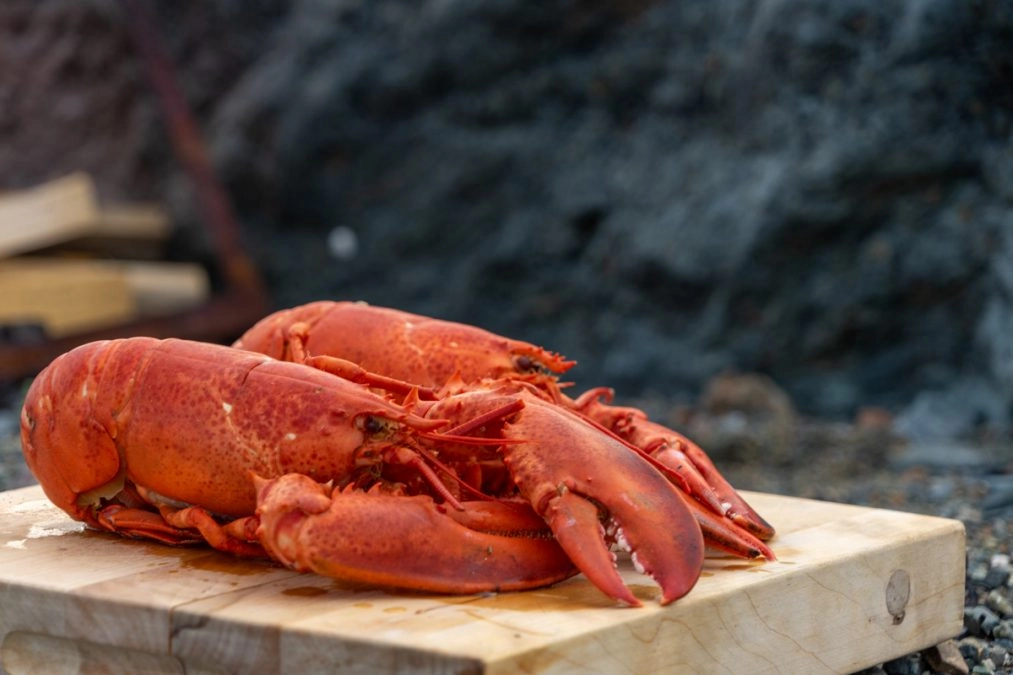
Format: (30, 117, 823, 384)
(0, 484, 964, 675)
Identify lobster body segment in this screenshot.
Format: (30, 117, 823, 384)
(21, 336, 707, 605)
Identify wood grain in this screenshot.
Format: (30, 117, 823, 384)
(0, 485, 965, 675)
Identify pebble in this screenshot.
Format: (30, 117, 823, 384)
(985, 644, 1010, 669)
(961, 636, 989, 661)
(986, 589, 1013, 618)
(984, 566, 1012, 590)
(996, 619, 1013, 640)
(983, 556, 1012, 590)
(966, 606, 1003, 637)
(972, 561, 993, 584)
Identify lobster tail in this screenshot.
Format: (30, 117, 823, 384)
(20, 340, 153, 525)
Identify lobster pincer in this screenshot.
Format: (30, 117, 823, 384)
(426, 386, 706, 606)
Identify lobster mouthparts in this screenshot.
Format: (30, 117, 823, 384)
(497, 394, 706, 607)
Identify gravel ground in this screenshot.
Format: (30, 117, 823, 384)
(1, 381, 1011, 674)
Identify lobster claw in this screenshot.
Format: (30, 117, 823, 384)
(252, 474, 579, 594)
(497, 394, 705, 606)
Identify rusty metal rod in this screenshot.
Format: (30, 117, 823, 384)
(119, 0, 266, 296)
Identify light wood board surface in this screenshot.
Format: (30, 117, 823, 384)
(0, 484, 965, 674)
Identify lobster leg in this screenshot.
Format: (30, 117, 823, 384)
(253, 474, 579, 594)
(93, 504, 206, 546)
(88, 497, 267, 557)
(159, 506, 267, 558)
(657, 436, 775, 541)
(305, 355, 439, 401)
(677, 491, 775, 560)
(571, 389, 775, 541)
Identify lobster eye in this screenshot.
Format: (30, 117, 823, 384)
(514, 355, 536, 373)
(363, 416, 384, 434)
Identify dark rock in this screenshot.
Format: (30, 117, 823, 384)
(995, 619, 1013, 641)
(960, 636, 988, 662)
(986, 590, 1013, 618)
(971, 560, 992, 584)
(983, 565, 1012, 592)
(966, 606, 1003, 637)
(883, 653, 922, 675)
(984, 644, 1010, 670)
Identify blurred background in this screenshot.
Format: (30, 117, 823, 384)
(1, 2, 1012, 670)
(3, 0, 1012, 433)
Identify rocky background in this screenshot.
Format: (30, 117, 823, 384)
(1, 0, 1010, 431)
(1, 1, 1012, 673)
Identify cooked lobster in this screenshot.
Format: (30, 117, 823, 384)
(20, 336, 708, 606)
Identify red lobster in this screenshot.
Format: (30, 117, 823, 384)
(20, 337, 706, 606)
(234, 300, 776, 560)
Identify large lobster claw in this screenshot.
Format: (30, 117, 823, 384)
(253, 474, 579, 594)
(437, 389, 706, 606)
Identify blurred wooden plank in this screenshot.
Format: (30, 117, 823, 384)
(0, 259, 209, 338)
(91, 204, 171, 240)
(0, 174, 99, 258)
(0, 174, 174, 259)
(62, 204, 173, 259)
(114, 261, 210, 315)
(0, 259, 135, 337)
